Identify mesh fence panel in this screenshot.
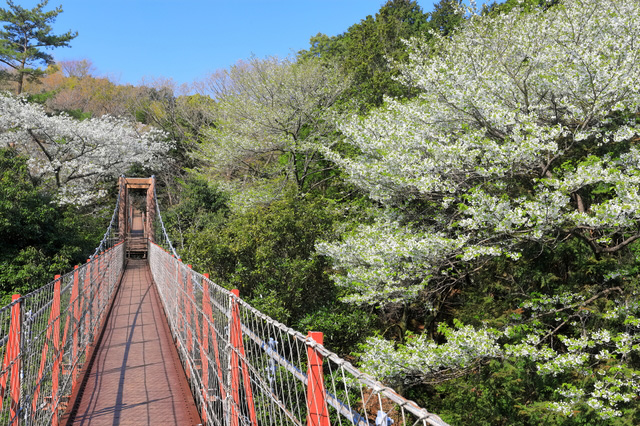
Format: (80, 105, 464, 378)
(149, 243, 448, 426)
(0, 243, 125, 426)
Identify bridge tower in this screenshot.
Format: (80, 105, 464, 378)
(118, 176, 156, 257)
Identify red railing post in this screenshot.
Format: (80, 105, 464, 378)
(202, 274, 226, 416)
(306, 331, 329, 426)
(0, 294, 21, 425)
(32, 307, 51, 415)
(71, 265, 80, 392)
(177, 262, 184, 344)
(51, 276, 62, 426)
(201, 273, 210, 423)
(229, 289, 257, 426)
(186, 264, 193, 378)
(32, 272, 67, 420)
(229, 289, 240, 426)
(84, 259, 92, 344)
(190, 267, 200, 348)
(9, 294, 20, 426)
(172, 255, 178, 340)
(95, 252, 104, 334)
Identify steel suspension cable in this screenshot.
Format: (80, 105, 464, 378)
(91, 176, 125, 259)
(151, 175, 180, 259)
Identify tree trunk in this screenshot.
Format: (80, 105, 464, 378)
(16, 72, 24, 94)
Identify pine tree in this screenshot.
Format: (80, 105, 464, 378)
(0, 0, 77, 93)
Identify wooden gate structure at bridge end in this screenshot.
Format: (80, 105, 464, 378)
(118, 176, 156, 256)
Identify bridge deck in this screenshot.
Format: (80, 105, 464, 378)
(62, 213, 201, 426)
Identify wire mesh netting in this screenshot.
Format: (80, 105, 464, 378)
(149, 176, 448, 426)
(149, 243, 448, 426)
(0, 244, 125, 426)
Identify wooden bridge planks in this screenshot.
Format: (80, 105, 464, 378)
(61, 259, 202, 426)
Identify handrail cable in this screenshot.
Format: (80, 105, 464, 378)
(91, 176, 125, 259)
(151, 174, 180, 259)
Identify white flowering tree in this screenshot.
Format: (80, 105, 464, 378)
(0, 93, 170, 204)
(198, 56, 349, 206)
(318, 0, 640, 419)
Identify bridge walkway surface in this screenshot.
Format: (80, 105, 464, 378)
(61, 211, 201, 426)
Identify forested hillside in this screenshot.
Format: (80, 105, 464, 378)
(1, 0, 640, 423)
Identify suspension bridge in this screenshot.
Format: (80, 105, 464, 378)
(0, 177, 448, 426)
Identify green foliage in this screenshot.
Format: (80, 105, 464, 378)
(132, 87, 215, 169)
(296, 305, 375, 355)
(427, 360, 577, 425)
(163, 176, 229, 251)
(298, 0, 427, 110)
(26, 89, 56, 105)
(298, 0, 465, 112)
(0, 148, 104, 302)
(0, 148, 56, 249)
(166, 166, 374, 354)
(421, 356, 640, 425)
(429, 0, 464, 36)
(336, 0, 429, 106)
(180, 191, 342, 328)
(169, 176, 228, 227)
(484, 0, 560, 16)
(63, 108, 92, 120)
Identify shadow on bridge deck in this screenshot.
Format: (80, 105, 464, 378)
(61, 260, 202, 426)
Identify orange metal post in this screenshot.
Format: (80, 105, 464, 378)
(186, 265, 193, 373)
(59, 287, 73, 402)
(191, 268, 200, 346)
(32, 272, 70, 418)
(51, 276, 62, 426)
(95, 252, 104, 334)
(32, 303, 54, 416)
(230, 289, 258, 426)
(9, 294, 21, 426)
(229, 290, 241, 426)
(306, 332, 329, 426)
(178, 262, 184, 342)
(203, 275, 227, 412)
(71, 266, 80, 391)
(0, 294, 21, 425)
(84, 259, 92, 344)
(201, 273, 210, 423)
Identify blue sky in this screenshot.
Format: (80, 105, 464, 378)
(6, 1, 469, 87)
